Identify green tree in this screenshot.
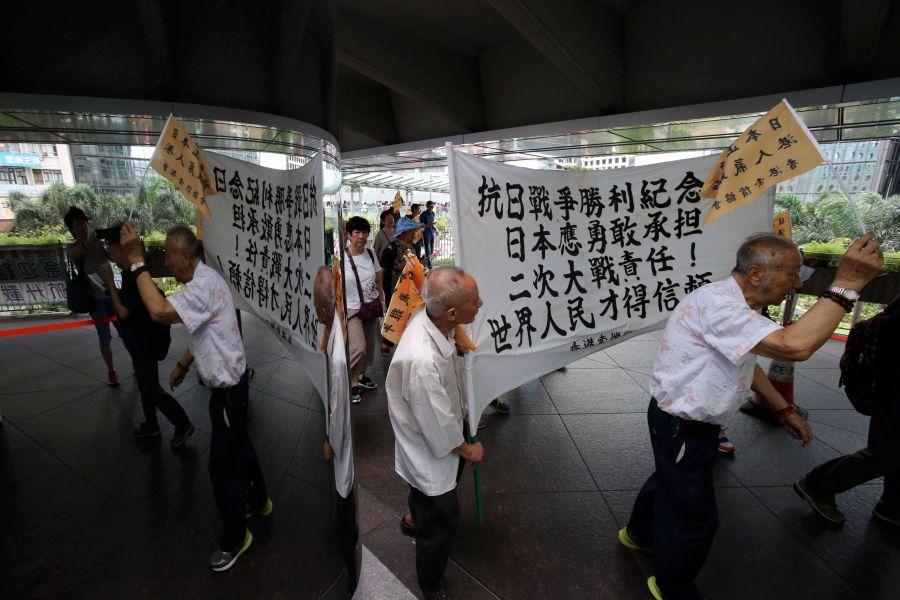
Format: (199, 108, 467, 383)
(8, 178, 197, 237)
(9, 183, 98, 233)
(775, 191, 900, 251)
(132, 177, 197, 234)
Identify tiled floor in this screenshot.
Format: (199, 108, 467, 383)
(2, 313, 898, 599)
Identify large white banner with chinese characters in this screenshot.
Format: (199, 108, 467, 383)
(449, 150, 774, 430)
(200, 151, 327, 401)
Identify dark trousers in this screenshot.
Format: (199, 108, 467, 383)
(408, 457, 466, 596)
(807, 402, 900, 511)
(131, 351, 190, 430)
(423, 234, 435, 264)
(627, 398, 720, 600)
(209, 371, 268, 551)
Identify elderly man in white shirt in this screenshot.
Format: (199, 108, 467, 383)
(618, 232, 883, 600)
(120, 222, 272, 573)
(386, 266, 484, 600)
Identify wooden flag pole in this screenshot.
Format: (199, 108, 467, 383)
(825, 162, 867, 235)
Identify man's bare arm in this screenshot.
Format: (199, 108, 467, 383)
(753, 233, 882, 361)
(134, 271, 182, 324)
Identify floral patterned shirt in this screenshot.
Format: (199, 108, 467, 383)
(649, 276, 781, 425)
(169, 261, 246, 388)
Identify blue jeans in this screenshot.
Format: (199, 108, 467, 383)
(627, 398, 720, 600)
(423, 233, 435, 262)
(88, 297, 114, 345)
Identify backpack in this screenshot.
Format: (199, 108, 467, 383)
(839, 298, 899, 415)
(65, 257, 95, 314)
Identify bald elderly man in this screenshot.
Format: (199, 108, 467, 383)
(619, 232, 883, 600)
(119, 221, 271, 573)
(386, 266, 484, 600)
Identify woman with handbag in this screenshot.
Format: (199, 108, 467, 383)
(343, 216, 386, 404)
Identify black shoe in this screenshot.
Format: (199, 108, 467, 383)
(171, 423, 195, 449)
(351, 386, 362, 404)
(210, 530, 253, 572)
(794, 478, 846, 524)
(133, 422, 161, 440)
(400, 517, 416, 537)
(358, 375, 377, 390)
(489, 398, 509, 413)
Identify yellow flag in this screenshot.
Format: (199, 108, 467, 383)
(380, 255, 477, 351)
(772, 211, 792, 239)
(150, 114, 214, 218)
(701, 100, 825, 225)
(381, 262, 425, 345)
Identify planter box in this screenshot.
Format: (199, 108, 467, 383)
(801, 255, 900, 304)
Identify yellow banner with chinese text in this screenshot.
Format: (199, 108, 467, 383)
(149, 115, 214, 218)
(380, 253, 476, 350)
(701, 100, 824, 225)
(772, 211, 792, 239)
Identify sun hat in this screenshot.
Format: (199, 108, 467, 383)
(393, 216, 423, 240)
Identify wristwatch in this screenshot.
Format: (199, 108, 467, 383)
(827, 286, 860, 302)
(129, 261, 146, 272)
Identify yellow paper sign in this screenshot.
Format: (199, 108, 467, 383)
(150, 114, 214, 218)
(772, 211, 792, 239)
(381, 263, 425, 345)
(380, 256, 477, 350)
(701, 100, 825, 225)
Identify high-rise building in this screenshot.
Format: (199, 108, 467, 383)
(0, 143, 75, 229)
(776, 139, 900, 199)
(69, 145, 151, 196)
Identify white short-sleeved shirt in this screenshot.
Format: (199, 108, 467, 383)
(649, 276, 781, 425)
(343, 248, 381, 310)
(169, 261, 246, 388)
(387, 307, 465, 497)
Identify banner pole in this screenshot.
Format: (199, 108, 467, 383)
(336, 199, 351, 372)
(464, 353, 485, 523)
(825, 161, 867, 235)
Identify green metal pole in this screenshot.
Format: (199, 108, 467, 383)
(469, 433, 484, 523)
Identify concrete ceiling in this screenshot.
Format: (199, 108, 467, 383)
(336, 0, 900, 152)
(3, 1, 900, 157)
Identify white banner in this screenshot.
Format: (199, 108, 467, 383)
(449, 150, 774, 430)
(200, 151, 327, 401)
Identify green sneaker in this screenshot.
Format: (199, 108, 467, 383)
(246, 497, 273, 518)
(489, 398, 509, 413)
(210, 529, 253, 572)
(617, 527, 650, 552)
(794, 478, 846, 524)
(647, 576, 663, 600)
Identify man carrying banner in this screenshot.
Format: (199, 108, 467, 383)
(619, 232, 883, 600)
(386, 266, 485, 599)
(119, 221, 272, 573)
